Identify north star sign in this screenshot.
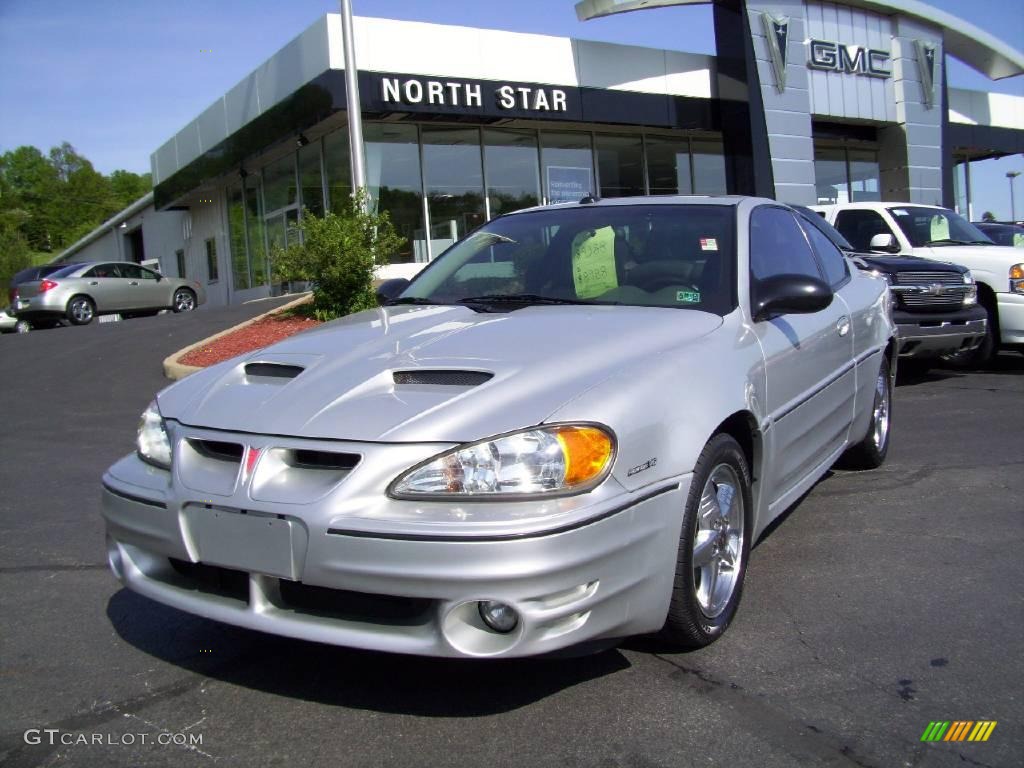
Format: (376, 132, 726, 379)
(381, 77, 569, 112)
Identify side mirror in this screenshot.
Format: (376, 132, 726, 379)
(753, 274, 833, 322)
(869, 233, 900, 253)
(375, 277, 410, 305)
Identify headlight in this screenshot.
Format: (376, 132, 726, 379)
(390, 424, 615, 498)
(869, 269, 893, 284)
(963, 271, 978, 305)
(1011, 263, 1024, 294)
(137, 401, 171, 469)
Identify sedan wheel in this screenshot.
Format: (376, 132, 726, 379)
(66, 296, 95, 326)
(173, 288, 196, 313)
(839, 353, 892, 470)
(660, 433, 751, 649)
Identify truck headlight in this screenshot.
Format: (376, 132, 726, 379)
(390, 424, 615, 498)
(137, 401, 171, 469)
(1011, 264, 1024, 294)
(963, 271, 978, 305)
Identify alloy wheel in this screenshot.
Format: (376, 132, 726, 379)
(691, 463, 745, 619)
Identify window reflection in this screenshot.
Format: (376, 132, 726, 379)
(324, 127, 352, 214)
(298, 142, 324, 217)
(263, 154, 297, 212)
(595, 135, 644, 197)
(227, 184, 250, 290)
(483, 129, 540, 216)
(541, 132, 594, 203)
(365, 123, 424, 263)
(645, 136, 692, 195)
(423, 127, 485, 256)
(692, 140, 727, 194)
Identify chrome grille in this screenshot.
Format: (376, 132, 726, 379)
(893, 271, 964, 286)
(891, 271, 967, 310)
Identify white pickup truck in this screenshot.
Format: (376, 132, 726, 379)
(812, 202, 1024, 365)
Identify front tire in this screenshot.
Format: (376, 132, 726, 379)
(841, 353, 892, 470)
(173, 288, 196, 313)
(66, 296, 95, 325)
(659, 433, 752, 650)
(945, 302, 997, 368)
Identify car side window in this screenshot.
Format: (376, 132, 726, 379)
(798, 219, 849, 289)
(137, 266, 159, 280)
(834, 209, 896, 252)
(84, 265, 114, 279)
(118, 264, 143, 279)
(749, 207, 823, 282)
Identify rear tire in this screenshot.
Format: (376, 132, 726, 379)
(173, 288, 196, 313)
(841, 353, 892, 470)
(66, 296, 95, 325)
(659, 434, 752, 650)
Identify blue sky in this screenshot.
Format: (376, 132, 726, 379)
(0, 0, 1021, 217)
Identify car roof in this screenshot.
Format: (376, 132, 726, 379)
(503, 194, 769, 217)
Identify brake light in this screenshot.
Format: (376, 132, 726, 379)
(39, 280, 58, 293)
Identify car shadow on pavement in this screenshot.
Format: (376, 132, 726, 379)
(106, 589, 631, 715)
(897, 351, 1023, 387)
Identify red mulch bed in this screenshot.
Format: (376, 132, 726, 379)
(178, 313, 321, 368)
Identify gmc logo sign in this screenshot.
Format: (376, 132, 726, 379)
(808, 40, 891, 78)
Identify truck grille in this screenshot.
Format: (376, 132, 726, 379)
(892, 271, 967, 310)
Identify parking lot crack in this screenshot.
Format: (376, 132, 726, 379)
(0, 563, 107, 574)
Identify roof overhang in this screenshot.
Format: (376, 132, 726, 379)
(574, 0, 1024, 79)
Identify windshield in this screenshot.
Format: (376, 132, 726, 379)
(887, 206, 994, 247)
(400, 204, 736, 315)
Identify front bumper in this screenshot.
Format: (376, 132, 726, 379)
(894, 306, 987, 358)
(102, 451, 690, 658)
(997, 291, 1024, 344)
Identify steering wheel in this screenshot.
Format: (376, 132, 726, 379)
(629, 261, 698, 293)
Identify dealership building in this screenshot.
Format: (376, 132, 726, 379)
(55, 0, 1024, 308)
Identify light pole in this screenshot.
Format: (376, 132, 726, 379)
(341, 0, 367, 201)
(1008, 171, 1021, 221)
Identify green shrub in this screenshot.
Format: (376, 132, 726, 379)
(272, 189, 405, 320)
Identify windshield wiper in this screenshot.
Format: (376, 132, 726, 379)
(457, 293, 613, 306)
(925, 238, 972, 246)
(384, 296, 442, 306)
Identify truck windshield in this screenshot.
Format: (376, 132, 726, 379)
(886, 206, 995, 248)
(397, 204, 737, 315)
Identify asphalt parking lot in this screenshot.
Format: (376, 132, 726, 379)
(1, 308, 1021, 768)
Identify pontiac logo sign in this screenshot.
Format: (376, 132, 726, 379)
(915, 40, 937, 108)
(761, 14, 789, 92)
(808, 40, 891, 78)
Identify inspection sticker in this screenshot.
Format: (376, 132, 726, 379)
(700, 237, 718, 251)
(676, 290, 701, 303)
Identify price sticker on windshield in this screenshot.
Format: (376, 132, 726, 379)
(571, 226, 618, 299)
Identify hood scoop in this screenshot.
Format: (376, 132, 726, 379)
(393, 370, 493, 387)
(245, 362, 305, 380)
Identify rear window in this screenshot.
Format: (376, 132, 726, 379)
(49, 264, 86, 278)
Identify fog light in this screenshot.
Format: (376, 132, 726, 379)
(478, 600, 518, 633)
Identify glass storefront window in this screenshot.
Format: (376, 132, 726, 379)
(814, 147, 848, 204)
(365, 123, 424, 263)
(298, 142, 324, 217)
(263, 154, 297, 212)
(848, 149, 880, 202)
(227, 183, 250, 290)
(595, 135, 645, 198)
(423, 127, 486, 256)
(692, 140, 727, 194)
(483, 129, 540, 217)
(645, 136, 692, 195)
(244, 179, 267, 287)
(541, 132, 594, 204)
(324, 127, 352, 214)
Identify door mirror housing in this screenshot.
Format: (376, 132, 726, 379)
(375, 278, 410, 305)
(752, 274, 833, 322)
(868, 233, 900, 253)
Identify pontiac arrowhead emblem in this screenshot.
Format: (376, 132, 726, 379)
(762, 13, 789, 93)
(915, 39, 937, 109)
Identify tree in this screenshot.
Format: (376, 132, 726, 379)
(981, 211, 997, 222)
(272, 190, 405, 320)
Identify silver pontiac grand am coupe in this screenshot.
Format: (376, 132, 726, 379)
(102, 196, 896, 658)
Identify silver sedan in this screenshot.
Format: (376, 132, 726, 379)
(13, 261, 206, 326)
(102, 196, 896, 658)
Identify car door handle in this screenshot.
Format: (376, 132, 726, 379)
(837, 316, 850, 337)
(89, 281, 99, 286)
(129, 281, 139, 286)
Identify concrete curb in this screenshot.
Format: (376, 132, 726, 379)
(162, 293, 313, 381)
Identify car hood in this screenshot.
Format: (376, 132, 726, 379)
(851, 253, 967, 274)
(159, 304, 723, 443)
